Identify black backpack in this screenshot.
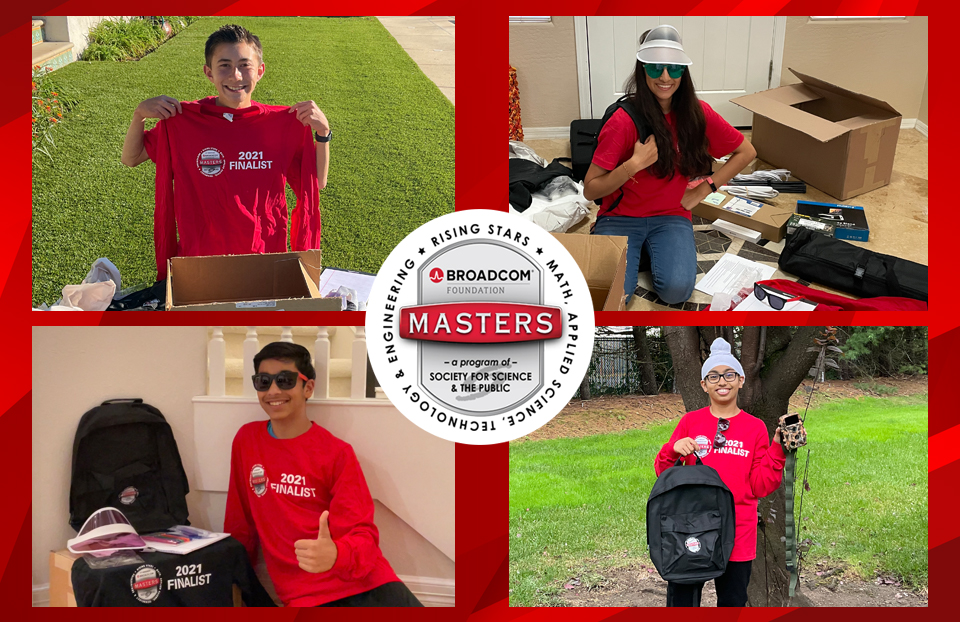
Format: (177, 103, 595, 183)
(646, 456, 736, 584)
(69, 399, 190, 533)
(570, 95, 651, 219)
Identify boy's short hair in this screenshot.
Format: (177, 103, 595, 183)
(205, 24, 263, 66)
(254, 342, 316, 380)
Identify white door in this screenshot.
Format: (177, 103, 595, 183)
(580, 16, 782, 126)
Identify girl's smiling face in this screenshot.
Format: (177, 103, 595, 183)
(645, 65, 680, 112)
(700, 366, 744, 406)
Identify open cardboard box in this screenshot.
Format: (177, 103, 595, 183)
(551, 232, 628, 311)
(693, 194, 793, 242)
(731, 68, 901, 201)
(165, 250, 341, 311)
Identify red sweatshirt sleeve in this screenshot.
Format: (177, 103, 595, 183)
(224, 431, 259, 566)
(655, 414, 688, 476)
(287, 123, 321, 251)
(749, 425, 786, 498)
(143, 119, 178, 280)
(327, 444, 383, 581)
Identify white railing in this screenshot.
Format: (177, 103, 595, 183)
(207, 326, 372, 399)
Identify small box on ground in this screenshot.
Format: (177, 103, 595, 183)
(795, 200, 869, 241)
(731, 68, 901, 201)
(551, 232, 628, 311)
(165, 250, 342, 311)
(711, 219, 762, 243)
(693, 194, 793, 242)
(786, 213, 837, 237)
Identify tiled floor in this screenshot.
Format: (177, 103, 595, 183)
(377, 16, 455, 105)
(521, 128, 928, 310)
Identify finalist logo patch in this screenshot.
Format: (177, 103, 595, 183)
(685, 536, 702, 553)
(119, 486, 138, 505)
(130, 564, 162, 603)
(366, 210, 595, 444)
(197, 147, 225, 177)
(249, 464, 268, 497)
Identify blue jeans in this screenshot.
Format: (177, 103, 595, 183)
(593, 215, 697, 304)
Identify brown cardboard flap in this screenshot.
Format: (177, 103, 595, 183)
(552, 233, 628, 288)
(732, 92, 849, 143)
(789, 68, 901, 117)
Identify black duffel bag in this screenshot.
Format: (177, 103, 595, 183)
(778, 228, 927, 301)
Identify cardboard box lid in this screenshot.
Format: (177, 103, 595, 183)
(731, 68, 901, 144)
(169, 250, 322, 306)
(550, 232, 628, 289)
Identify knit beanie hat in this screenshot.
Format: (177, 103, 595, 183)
(701, 338, 745, 379)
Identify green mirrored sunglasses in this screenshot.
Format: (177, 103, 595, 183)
(643, 63, 686, 79)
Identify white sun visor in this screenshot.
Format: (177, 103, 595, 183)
(67, 507, 147, 554)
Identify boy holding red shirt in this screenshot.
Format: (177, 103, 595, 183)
(655, 338, 786, 606)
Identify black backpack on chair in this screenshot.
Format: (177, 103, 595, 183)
(646, 456, 736, 584)
(69, 399, 190, 533)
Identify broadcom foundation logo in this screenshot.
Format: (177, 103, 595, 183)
(366, 210, 595, 444)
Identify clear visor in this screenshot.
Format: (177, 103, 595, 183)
(68, 507, 146, 554)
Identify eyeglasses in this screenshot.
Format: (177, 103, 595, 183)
(643, 63, 686, 79)
(705, 371, 740, 384)
(754, 284, 805, 311)
(714, 418, 730, 449)
(252, 370, 309, 391)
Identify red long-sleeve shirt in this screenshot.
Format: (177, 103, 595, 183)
(655, 407, 785, 561)
(224, 421, 398, 606)
(144, 97, 320, 280)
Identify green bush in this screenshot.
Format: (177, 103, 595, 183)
(31, 66, 77, 161)
(81, 17, 199, 61)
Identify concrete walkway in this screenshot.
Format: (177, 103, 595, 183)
(377, 16, 455, 105)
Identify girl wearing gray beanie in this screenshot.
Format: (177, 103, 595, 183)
(654, 338, 786, 606)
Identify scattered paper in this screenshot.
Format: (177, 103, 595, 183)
(695, 254, 776, 297)
(723, 197, 762, 217)
(703, 192, 726, 206)
(318, 268, 376, 304)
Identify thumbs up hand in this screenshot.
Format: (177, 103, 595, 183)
(294, 510, 339, 573)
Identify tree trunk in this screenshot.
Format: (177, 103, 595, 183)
(664, 326, 708, 411)
(579, 370, 591, 401)
(632, 326, 659, 395)
(749, 483, 815, 606)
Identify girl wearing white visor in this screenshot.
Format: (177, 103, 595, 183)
(583, 25, 757, 305)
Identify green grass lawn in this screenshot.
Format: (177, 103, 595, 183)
(509, 394, 928, 606)
(32, 16, 454, 306)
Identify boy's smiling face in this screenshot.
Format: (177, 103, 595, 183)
(203, 41, 264, 109)
(700, 365, 743, 407)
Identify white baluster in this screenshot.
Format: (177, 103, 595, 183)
(280, 327, 293, 343)
(314, 327, 330, 399)
(351, 326, 367, 399)
(243, 327, 259, 397)
(208, 327, 226, 397)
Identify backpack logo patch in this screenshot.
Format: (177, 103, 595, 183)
(684, 537, 702, 553)
(130, 564, 162, 603)
(119, 486, 138, 505)
(197, 147, 225, 177)
(249, 464, 268, 497)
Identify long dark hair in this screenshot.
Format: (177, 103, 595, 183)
(625, 31, 713, 180)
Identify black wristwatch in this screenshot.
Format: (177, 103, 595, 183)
(707, 176, 717, 192)
(314, 128, 333, 143)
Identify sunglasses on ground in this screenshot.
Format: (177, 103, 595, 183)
(754, 284, 806, 310)
(252, 370, 309, 391)
(643, 63, 686, 79)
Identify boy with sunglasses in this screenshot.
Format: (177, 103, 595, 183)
(224, 342, 422, 607)
(654, 338, 785, 606)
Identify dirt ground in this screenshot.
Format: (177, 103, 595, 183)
(521, 376, 928, 442)
(559, 561, 928, 607)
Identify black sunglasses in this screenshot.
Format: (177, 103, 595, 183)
(252, 370, 309, 392)
(754, 284, 804, 311)
(714, 418, 730, 449)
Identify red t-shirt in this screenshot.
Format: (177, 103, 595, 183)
(225, 421, 399, 606)
(592, 101, 744, 219)
(144, 97, 320, 279)
(654, 407, 785, 562)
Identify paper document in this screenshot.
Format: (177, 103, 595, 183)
(318, 268, 377, 303)
(723, 197, 762, 217)
(141, 526, 229, 555)
(695, 254, 776, 297)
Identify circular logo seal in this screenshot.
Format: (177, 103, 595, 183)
(694, 434, 711, 458)
(684, 536, 702, 553)
(119, 486, 138, 505)
(197, 147, 225, 177)
(365, 210, 595, 444)
(249, 464, 268, 497)
(130, 564, 162, 603)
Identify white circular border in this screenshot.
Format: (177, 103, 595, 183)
(366, 210, 595, 445)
